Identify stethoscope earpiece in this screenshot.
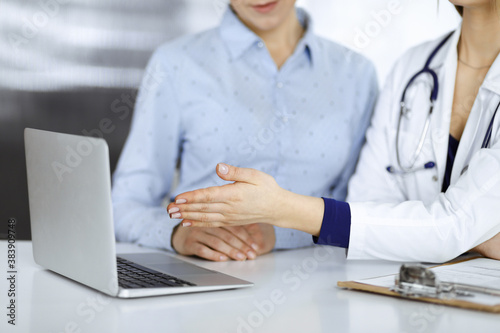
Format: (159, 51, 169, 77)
(387, 161, 436, 175)
(424, 161, 436, 169)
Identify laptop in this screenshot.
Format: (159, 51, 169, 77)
(24, 128, 253, 298)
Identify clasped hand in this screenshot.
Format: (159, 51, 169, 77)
(168, 163, 288, 261)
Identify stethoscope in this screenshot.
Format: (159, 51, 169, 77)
(387, 32, 500, 174)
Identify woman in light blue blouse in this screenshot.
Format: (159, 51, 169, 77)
(112, 0, 378, 262)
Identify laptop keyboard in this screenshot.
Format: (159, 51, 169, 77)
(117, 257, 196, 289)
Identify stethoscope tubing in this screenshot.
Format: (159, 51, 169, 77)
(389, 33, 454, 174)
(387, 31, 499, 175)
(481, 102, 500, 149)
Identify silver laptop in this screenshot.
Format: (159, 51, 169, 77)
(24, 128, 252, 298)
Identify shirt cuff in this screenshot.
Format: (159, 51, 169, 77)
(312, 198, 351, 248)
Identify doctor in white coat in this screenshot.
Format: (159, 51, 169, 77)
(166, 0, 500, 262)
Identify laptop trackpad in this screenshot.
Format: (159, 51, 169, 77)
(149, 263, 216, 276)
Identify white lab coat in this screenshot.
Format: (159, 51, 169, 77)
(346, 26, 500, 262)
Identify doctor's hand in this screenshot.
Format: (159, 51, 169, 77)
(471, 232, 500, 260)
(171, 223, 275, 262)
(167, 163, 324, 236)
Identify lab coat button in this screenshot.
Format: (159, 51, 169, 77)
(257, 42, 264, 48)
(432, 176, 438, 182)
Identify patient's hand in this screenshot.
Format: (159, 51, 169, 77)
(243, 223, 276, 256)
(171, 223, 275, 261)
(471, 232, 500, 260)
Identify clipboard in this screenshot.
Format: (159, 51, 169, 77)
(337, 257, 500, 313)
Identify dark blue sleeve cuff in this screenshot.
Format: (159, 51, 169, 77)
(312, 198, 351, 248)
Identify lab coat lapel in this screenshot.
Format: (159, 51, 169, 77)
(430, 28, 461, 188)
(483, 59, 500, 95)
(450, 39, 500, 183)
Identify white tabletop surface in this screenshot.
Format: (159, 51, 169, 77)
(1, 241, 499, 333)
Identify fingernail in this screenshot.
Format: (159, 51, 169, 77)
(182, 222, 191, 227)
(218, 163, 229, 175)
(176, 199, 187, 204)
(251, 243, 259, 251)
(219, 255, 228, 261)
(168, 207, 179, 214)
(236, 252, 246, 260)
(171, 213, 181, 218)
(247, 251, 256, 260)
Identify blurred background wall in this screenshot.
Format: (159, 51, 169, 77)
(0, 0, 461, 239)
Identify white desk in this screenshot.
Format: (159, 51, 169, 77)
(1, 241, 499, 333)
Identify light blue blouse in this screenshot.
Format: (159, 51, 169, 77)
(111, 7, 378, 252)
